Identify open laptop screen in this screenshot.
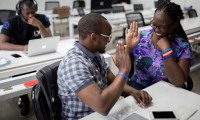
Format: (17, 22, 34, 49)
(27, 36, 60, 57)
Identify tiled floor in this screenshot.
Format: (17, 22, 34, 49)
(0, 27, 200, 120)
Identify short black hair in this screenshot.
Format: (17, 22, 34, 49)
(155, 1, 188, 40)
(20, 0, 35, 10)
(78, 13, 107, 39)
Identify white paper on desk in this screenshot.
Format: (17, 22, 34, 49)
(174, 106, 197, 120)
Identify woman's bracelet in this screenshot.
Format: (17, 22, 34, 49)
(162, 48, 173, 60)
(116, 72, 128, 82)
(162, 48, 172, 54)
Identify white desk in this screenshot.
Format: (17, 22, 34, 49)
(81, 81, 200, 120)
(112, 4, 133, 11)
(70, 9, 90, 16)
(0, 25, 2, 32)
(0, 39, 112, 101)
(69, 11, 154, 38)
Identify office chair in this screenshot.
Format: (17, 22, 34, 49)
(32, 61, 62, 120)
(45, 1, 60, 11)
(112, 6, 125, 13)
(133, 4, 144, 11)
(154, 1, 158, 8)
(0, 10, 16, 25)
(112, 11, 146, 44)
(53, 6, 71, 22)
(77, 8, 85, 17)
(188, 9, 198, 18)
(73, 1, 85, 8)
(126, 11, 145, 28)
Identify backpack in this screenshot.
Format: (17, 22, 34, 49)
(31, 61, 62, 120)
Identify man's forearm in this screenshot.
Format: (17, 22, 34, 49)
(38, 24, 52, 38)
(0, 42, 25, 51)
(122, 83, 138, 96)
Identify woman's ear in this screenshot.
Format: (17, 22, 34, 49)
(91, 33, 99, 42)
(173, 21, 179, 29)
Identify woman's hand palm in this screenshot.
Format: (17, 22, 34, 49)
(125, 21, 142, 52)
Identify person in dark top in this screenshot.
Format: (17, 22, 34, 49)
(0, 0, 52, 118)
(0, 0, 52, 51)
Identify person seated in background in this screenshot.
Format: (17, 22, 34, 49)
(0, 0, 52, 118)
(126, 1, 194, 90)
(57, 13, 152, 120)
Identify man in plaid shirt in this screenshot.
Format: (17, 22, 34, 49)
(57, 13, 152, 120)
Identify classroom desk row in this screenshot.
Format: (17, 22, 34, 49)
(0, 39, 112, 101)
(69, 10, 154, 39)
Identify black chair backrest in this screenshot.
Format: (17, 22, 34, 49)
(188, 9, 198, 18)
(186, 76, 193, 91)
(154, 1, 158, 8)
(112, 6, 125, 13)
(133, 4, 143, 11)
(125, 11, 145, 28)
(32, 61, 62, 120)
(73, 1, 85, 8)
(45, 1, 60, 11)
(0, 10, 16, 25)
(77, 8, 85, 17)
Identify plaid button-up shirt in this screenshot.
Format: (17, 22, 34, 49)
(57, 42, 110, 120)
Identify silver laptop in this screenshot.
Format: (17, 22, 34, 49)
(25, 36, 60, 57)
(124, 113, 148, 120)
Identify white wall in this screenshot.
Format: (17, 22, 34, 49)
(131, 0, 200, 15)
(0, 0, 73, 11)
(0, 0, 199, 15)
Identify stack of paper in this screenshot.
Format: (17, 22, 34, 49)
(174, 106, 197, 120)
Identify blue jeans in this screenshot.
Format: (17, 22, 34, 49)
(129, 80, 187, 90)
(129, 80, 146, 90)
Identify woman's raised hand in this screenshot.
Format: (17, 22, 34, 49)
(125, 21, 142, 54)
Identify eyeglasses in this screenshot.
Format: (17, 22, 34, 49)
(150, 21, 174, 32)
(100, 34, 112, 41)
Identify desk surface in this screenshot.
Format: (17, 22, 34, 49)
(81, 81, 200, 120)
(181, 17, 200, 35)
(0, 39, 75, 72)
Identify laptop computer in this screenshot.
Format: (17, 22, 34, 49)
(124, 113, 148, 120)
(25, 36, 60, 57)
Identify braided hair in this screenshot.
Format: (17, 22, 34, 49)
(155, 2, 188, 41)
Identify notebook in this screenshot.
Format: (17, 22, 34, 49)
(25, 36, 60, 57)
(174, 106, 197, 120)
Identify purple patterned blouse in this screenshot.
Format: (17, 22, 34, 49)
(131, 29, 194, 87)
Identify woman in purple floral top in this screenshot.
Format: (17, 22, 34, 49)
(125, 2, 194, 90)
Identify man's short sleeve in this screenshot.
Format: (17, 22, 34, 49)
(179, 43, 195, 66)
(1, 20, 13, 37)
(59, 58, 95, 94)
(38, 15, 51, 28)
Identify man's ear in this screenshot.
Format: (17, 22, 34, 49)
(90, 33, 99, 42)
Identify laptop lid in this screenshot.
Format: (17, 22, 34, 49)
(124, 113, 148, 120)
(27, 36, 60, 57)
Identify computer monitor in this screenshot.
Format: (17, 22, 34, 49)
(112, 0, 131, 4)
(158, 0, 170, 4)
(91, 0, 112, 14)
